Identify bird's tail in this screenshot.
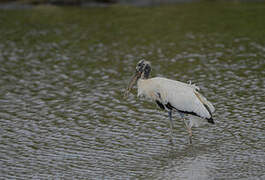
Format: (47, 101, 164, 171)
(206, 117, 215, 124)
(194, 91, 215, 124)
(195, 92, 215, 113)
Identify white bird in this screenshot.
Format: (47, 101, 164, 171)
(124, 60, 215, 144)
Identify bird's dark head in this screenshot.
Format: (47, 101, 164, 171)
(124, 60, 151, 97)
(136, 60, 151, 79)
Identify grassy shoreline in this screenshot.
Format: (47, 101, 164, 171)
(0, 2, 264, 51)
(0, 0, 115, 6)
(1, 0, 265, 6)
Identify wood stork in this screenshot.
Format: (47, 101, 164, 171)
(124, 60, 215, 144)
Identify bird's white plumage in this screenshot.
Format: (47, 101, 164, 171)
(137, 77, 215, 119)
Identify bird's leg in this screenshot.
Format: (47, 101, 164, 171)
(168, 110, 174, 143)
(187, 125, 192, 144)
(179, 112, 192, 144)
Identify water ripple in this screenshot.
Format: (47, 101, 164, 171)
(0, 30, 264, 179)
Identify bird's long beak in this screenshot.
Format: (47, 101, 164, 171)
(124, 71, 141, 98)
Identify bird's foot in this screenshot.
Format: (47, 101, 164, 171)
(188, 136, 192, 145)
(168, 135, 174, 145)
(169, 139, 174, 145)
(188, 129, 192, 144)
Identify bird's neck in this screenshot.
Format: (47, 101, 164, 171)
(141, 72, 150, 79)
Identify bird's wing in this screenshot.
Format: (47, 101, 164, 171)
(152, 77, 214, 119)
(194, 91, 215, 113)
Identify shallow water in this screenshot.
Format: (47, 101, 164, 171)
(0, 3, 265, 179)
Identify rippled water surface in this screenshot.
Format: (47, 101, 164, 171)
(0, 3, 265, 179)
